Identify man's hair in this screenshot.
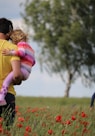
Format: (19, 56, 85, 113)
(0, 18, 13, 34)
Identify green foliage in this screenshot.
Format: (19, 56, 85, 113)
(21, 0, 95, 94)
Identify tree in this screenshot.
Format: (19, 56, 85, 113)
(21, 0, 95, 97)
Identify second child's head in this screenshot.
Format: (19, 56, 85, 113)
(10, 29, 28, 44)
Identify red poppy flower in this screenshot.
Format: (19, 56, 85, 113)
(25, 126, 32, 132)
(65, 120, 71, 125)
(81, 112, 87, 118)
(17, 123, 23, 128)
(71, 115, 76, 121)
(48, 129, 53, 135)
(18, 117, 25, 122)
(31, 108, 39, 113)
(82, 121, 89, 127)
(55, 115, 62, 122)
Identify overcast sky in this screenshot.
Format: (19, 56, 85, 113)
(0, 0, 94, 98)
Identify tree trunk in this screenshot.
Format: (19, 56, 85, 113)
(64, 72, 72, 97)
(64, 81, 71, 97)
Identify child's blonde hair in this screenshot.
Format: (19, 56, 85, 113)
(10, 29, 28, 44)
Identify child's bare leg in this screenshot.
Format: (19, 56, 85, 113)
(0, 71, 14, 105)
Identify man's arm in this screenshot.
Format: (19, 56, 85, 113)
(11, 60, 23, 85)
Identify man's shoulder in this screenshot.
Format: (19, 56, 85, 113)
(0, 39, 17, 49)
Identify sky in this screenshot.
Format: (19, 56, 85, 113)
(0, 0, 94, 98)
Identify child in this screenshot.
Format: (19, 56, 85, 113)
(0, 29, 36, 105)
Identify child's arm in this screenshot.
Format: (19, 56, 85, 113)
(2, 49, 11, 55)
(2, 47, 25, 57)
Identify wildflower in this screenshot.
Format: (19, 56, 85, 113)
(25, 126, 32, 132)
(48, 129, 53, 135)
(55, 115, 62, 122)
(31, 108, 39, 113)
(18, 117, 25, 122)
(82, 121, 89, 127)
(65, 120, 71, 125)
(71, 115, 76, 121)
(81, 112, 87, 118)
(17, 123, 23, 128)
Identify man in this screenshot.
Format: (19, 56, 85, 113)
(90, 92, 95, 110)
(0, 18, 22, 127)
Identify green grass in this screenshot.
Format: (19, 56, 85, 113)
(1, 96, 94, 136)
(16, 96, 91, 107)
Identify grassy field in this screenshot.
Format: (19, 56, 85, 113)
(16, 96, 91, 107)
(1, 96, 95, 136)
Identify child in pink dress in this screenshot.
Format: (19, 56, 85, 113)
(0, 29, 36, 105)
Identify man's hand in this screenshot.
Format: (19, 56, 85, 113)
(11, 60, 24, 85)
(12, 77, 22, 85)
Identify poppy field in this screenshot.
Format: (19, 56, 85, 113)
(0, 97, 95, 136)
